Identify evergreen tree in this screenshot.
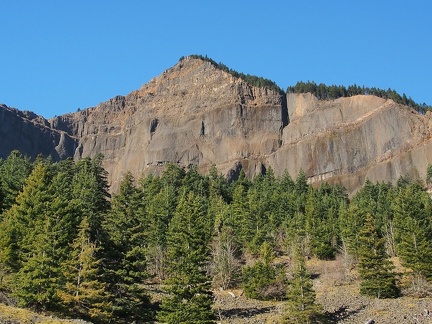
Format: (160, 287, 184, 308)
(47, 159, 83, 264)
(208, 164, 231, 203)
(0, 215, 20, 287)
(146, 185, 177, 279)
(103, 172, 152, 321)
(0, 150, 32, 213)
(7, 162, 76, 310)
(72, 157, 110, 244)
(182, 165, 209, 197)
(357, 214, 399, 298)
(230, 184, 252, 248)
(242, 241, 285, 300)
(284, 246, 322, 323)
(14, 217, 62, 310)
(6, 163, 51, 268)
(393, 184, 432, 283)
(294, 170, 309, 214)
(338, 202, 365, 259)
(158, 191, 215, 323)
(58, 216, 112, 322)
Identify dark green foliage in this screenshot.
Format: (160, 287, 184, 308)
(287, 81, 432, 113)
(284, 247, 323, 323)
(208, 164, 231, 203)
(72, 156, 110, 244)
(9, 163, 62, 310)
(0, 150, 32, 213)
(357, 214, 400, 298)
(0, 153, 114, 317)
(242, 261, 277, 300)
(393, 183, 432, 281)
(242, 242, 286, 300)
(427, 164, 432, 185)
(305, 184, 346, 260)
(158, 191, 215, 323)
(103, 172, 152, 321)
(182, 55, 284, 94)
(3, 148, 432, 321)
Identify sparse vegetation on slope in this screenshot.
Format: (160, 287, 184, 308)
(180, 54, 285, 94)
(288, 81, 432, 113)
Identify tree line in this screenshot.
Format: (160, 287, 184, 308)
(1, 150, 432, 323)
(180, 55, 284, 95)
(180, 55, 432, 116)
(287, 81, 432, 114)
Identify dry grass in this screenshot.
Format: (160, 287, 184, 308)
(0, 303, 85, 324)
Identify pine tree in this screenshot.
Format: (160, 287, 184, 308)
(7, 162, 78, 310)
(338, 202, 365, 260)
(284, 246, 322, 323)
(242, 241, 285, 300)
(208, 164, 231, 203)
(0, 150, 32, 213)
(393, 184, 432, 287)
(72, 157, 110, 244)
(357, 214, 399, 298)
(145, 184, 177, 279)
(230, 184, 253, 248)
(14, 217, 62, 310)
(158, 191, 215, 323)
(58, 216, 112, 322)
(0, 215, 20, 287)
(103, 172, 152, 321)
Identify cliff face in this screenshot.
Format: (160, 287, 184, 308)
(49, 57, 285, 190)
(0, 104, 77, 160)
(268, 93, 432, 192)
(3, 57, 432, 194)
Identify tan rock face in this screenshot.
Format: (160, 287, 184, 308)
(3, 57, 432, 194)
(0, 104, 77, 160)
(49, 57, 285, 190)
(269, 93, 432, 194)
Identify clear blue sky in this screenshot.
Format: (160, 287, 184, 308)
(1, 1, 431, 118)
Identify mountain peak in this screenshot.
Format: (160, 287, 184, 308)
(2, 58, 432, 194)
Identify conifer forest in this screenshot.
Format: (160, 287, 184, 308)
(1, 150, 432, 323)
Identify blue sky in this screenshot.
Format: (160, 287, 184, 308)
(1, 1, 431, 118)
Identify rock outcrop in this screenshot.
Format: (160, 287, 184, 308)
(2, 57, 432, 194)
(268, 93, 432, 192)
(0, 104, 77, 160)
(49, 57, 286, 190)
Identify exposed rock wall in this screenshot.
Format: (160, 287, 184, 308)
(0, 104, 77, 160)
(268, 93, 432, 193)
(3, 57, 432, 194)
(49, 58, 285, 190)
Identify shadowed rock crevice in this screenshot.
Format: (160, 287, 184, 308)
(150, 118, 159, 139)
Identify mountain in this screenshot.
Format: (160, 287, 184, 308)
(2, 56, 432, 194)
(0, 104, 77, 159)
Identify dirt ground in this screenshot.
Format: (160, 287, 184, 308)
(1, 257, 431, 323)
(213, 257, 432, 323)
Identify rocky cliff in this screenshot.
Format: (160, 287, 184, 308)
(269, 93, 432, 192)
(2, 57, 432, 194)
(49, 57, 286, 190)
(0, 104, 77, 160)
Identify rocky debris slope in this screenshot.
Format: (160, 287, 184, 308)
(212, 258, 432, 323)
